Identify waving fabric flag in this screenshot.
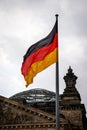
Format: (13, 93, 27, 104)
(21, 20, 58, 87)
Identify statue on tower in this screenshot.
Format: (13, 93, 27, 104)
(63, 66, 77, 87)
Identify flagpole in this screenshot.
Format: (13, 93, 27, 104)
(55, 14, 59, 130)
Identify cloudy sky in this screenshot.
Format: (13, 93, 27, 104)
(0, 0, 87, 112)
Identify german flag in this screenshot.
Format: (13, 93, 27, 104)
(21, 20, 58, 87)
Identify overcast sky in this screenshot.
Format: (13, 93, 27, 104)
(0, 0, 87, 113)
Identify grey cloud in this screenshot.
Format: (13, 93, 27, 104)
(59, 0, 87, 37)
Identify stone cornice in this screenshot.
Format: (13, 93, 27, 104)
(0, 123, 56, 129)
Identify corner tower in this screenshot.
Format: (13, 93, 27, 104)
(62, 66, 81, 104)
(60, 67, 87, 130)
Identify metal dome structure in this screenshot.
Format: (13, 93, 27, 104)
(10, 88, 56, 103)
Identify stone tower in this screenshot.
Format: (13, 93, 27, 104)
(60, 66, 87, 130)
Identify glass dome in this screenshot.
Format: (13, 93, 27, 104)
(10, 88, 56, 103)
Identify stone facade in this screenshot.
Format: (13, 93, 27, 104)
(0, 95, 71, 130)
(0, 67, 87, 130)
(0, 96, 56, 130)
(60, 67, 87, 130)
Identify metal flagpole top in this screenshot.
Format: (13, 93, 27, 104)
(55, 14, 59, 20)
